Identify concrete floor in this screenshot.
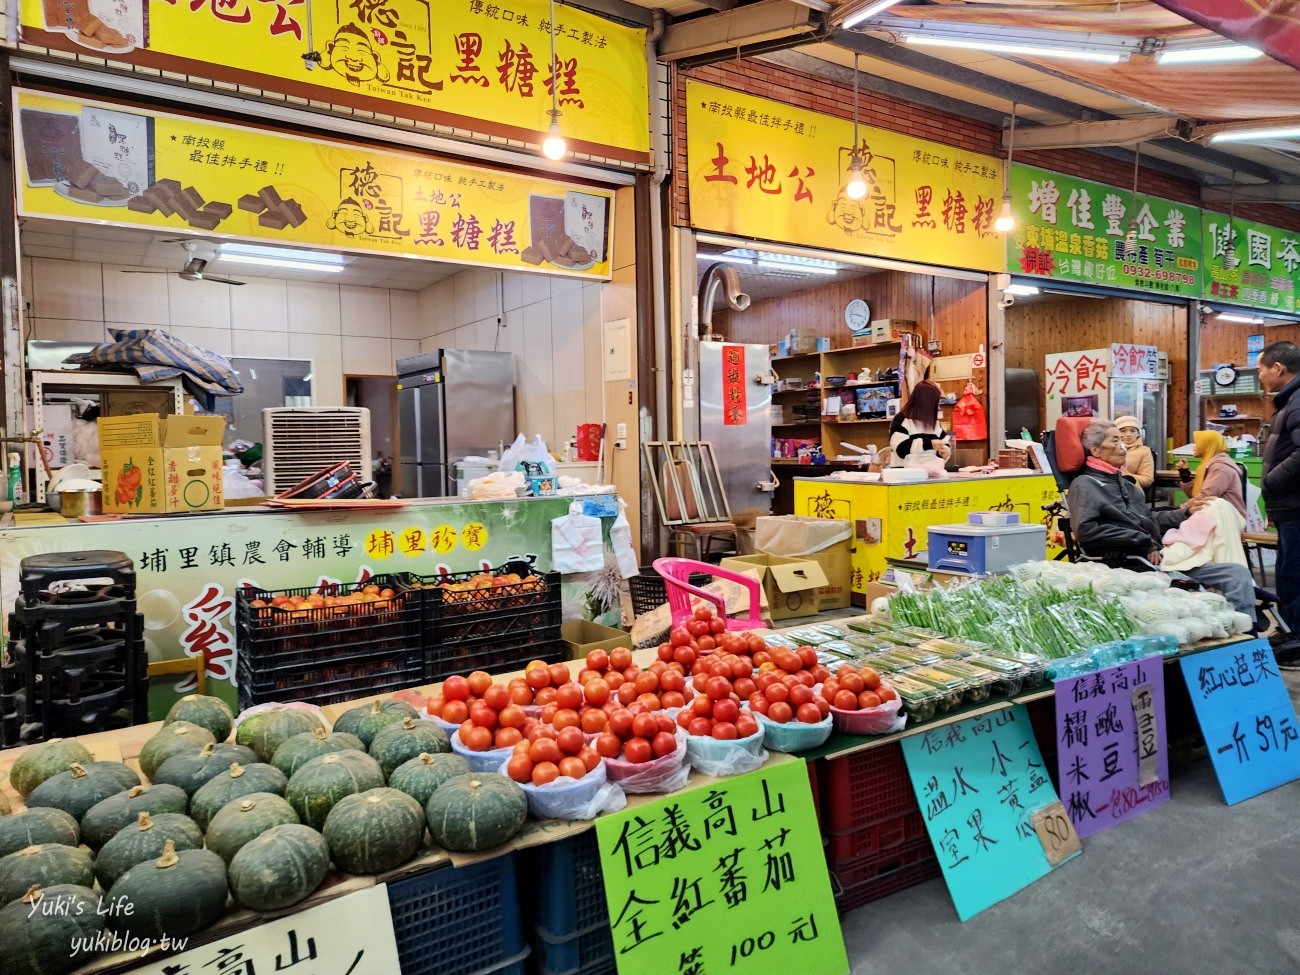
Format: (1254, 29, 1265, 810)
(842, 672, 1300, 975)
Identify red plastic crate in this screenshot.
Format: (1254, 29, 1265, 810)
(825, 810, 927, 860)
(819, 743, 918, 833)
(828, 833, 935, 890)
(834, 855, 942, 913)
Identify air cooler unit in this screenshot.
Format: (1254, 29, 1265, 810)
(262, 408, 372, 496)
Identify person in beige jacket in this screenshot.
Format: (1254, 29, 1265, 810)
(1176, 430, 1247, 518)
(1114, 415, 1154, 490)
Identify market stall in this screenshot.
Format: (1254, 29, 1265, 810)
(792, 472, 1062, 599)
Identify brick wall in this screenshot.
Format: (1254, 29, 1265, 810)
(673, 58, 1300, 234)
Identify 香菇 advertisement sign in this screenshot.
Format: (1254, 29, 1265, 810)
(1202, 212, 1300, 314)
(19, 0, 650, 158)
(686, 80, 1005, 273)
(1008, 164, 1203, 298)
(15, 88, 614, 280)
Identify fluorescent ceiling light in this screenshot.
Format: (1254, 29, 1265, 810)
(1210, 124, 1300, 143)
(1158, 44, 1262, 64)
(843, 0, 902, 29)
(220, 253, 346, 273)
(220, 242, 346, 264)
(1216, 312, 1264, 324)
(697, 254, 757, 266)
(904, 34, 1122, 63)
(757, 260, 838, 276)
(1005, 284, 1040, 296)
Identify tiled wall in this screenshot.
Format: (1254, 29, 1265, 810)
(417, 266, 608, 449)
(21, 256, 424, 407)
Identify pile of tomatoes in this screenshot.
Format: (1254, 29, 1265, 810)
(673, 666, 761, 741)
(575, 648, 695, 713)
(505, 725, 602, 786)
(822, 664, 896, 712)
(594, 709, 680, 766)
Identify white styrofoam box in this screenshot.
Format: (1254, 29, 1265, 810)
(40, 402, 74, 468)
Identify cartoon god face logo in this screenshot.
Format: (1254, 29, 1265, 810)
(326, 198, 376, 238)
(827, 192, 867, 237)
(323, 24, 390, 86)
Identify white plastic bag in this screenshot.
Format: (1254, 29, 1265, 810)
(685, 726, 768, 777)
(501, 433, 556, 476)
(604, 728, 691, 794)
(504, 759, 627, 820)
(552, 502, 604, 573)
(610, 500, 638, 580)
(498, 434, 528, 474)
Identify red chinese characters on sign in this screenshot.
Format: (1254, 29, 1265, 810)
(1110, 343, 1158, 379)
(702, 144, 815, 204)
(1019, 246, 1057, 276)
(721, 344, 747, 426)
(179, 584, 235, 693)
(1046, 351, 1110, 397)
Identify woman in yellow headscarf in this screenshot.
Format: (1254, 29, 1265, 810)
(1176, 431, 1247, 517)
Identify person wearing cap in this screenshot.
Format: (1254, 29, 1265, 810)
(1114, 415, 1154, 491)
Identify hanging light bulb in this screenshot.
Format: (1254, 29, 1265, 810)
(542, 112, 567, 160)
(994, 197, 1015, 234)
(539, 0, 566, 161)
(846, 160, 868, 200)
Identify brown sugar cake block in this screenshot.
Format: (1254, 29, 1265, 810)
(538, 236, 557, 263)
(96, 25, 126, 45)
(520, 246, 544, 265)
(280, 199, 307, 227)
(66, 185, 101, 203)
(257, 185, 283, 209)
(187, 211, 222, 231)
(127, 195, 158, 213)
(67, 159, 101, 189)
(555, 233, 577, 259)
(179, 185, 205, 210)
(552, 254, 575, 268)
(90, 175, 128, 199)
(153, 178, 182, 196)
(238, 193, 265, 213)
(75, 12, 103, 34)
(259, 211, 289, 230)
(202, 201, 233, 220)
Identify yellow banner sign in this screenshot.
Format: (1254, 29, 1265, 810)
(15, 88, 615, 279)
(686, 80, 1005, 272)
(20, 0, 649, 157)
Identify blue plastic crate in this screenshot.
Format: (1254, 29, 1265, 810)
(520, 832, 608, 937)
(387, 856, 528, 975)
(536, 923, 616, 975)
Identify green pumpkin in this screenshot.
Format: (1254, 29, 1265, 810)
(387, 753, 471, 807)
(26, 763, 140, 821)
(191, 763, 288, 831)
(109, 841, 228, 941)
(323, 788, 425, 874)
(238, 709, 326, 763)
(271, 728, 366, 778)
(368, 718, 451, 779)
(0, 884, 108, 975)
(152, 743, 259, 796)
(138, 722, 216, 780)
(333, 699, 417, 747)
(0, 845, 94, 908)
(9, 740, 95, 798)
(424, 773, 527, 853)
(0, 809, 80, 859)
(286, 751, 385, 831)
(228, 825, 330, 911)
(81, 784, 189, 852)
(204, 793, 299, 865)
(165, 695, 234, 743)
(94, 812, 205, 891)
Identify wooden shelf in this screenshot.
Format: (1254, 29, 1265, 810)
(772, 422, 821, 429)
(771, 352, 821, 364)
(823, 341, 901, 354)
(773, 386, 819, 395)
(823, 417, 891, 425)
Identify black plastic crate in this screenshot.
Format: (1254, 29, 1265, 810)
(413, 562, 560, 645)
(424, 631, 564, 684)
(237, 647, 423, 711)
(627, 566, 711, 619)
(235, 574, 418, 673)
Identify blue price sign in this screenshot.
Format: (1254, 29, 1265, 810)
(1180, 639, 1300, 805)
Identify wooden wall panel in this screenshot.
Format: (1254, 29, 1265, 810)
(1004, 297, 1190, 444)
(1199, 321, 1300, 370)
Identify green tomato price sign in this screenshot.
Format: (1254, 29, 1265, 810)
(595, 759, 847, 975)
(1007, 164, 1203, 298)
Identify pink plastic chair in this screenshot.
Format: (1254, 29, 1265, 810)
(653, 557, 764, 632)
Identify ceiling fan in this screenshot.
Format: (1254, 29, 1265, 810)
(119, 240, 246, 286)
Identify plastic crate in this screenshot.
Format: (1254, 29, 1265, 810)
(425, 630, 565, 684)
(819, 743, 918, 833)
(834, 853, 942, 913)
(387, 857, 528, 975)
(828, 829, 934, 889)
(825, 810, 928, 860)
(235, 574, 418, 672)
(414, 562, 560, 642)
(535, 925, 616, 975)
(236, 647, 423, 711)
(627, 567, 711, 619)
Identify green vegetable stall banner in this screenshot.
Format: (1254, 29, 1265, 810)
(1202, 212, 1300, 314)
(1007, 163, 1203, 298)
(595, 758, 848, 975)
(0, 496, 623, 718)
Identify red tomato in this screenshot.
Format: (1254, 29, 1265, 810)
(731, 677, 755, 700)
(635, 671, 660, 695)
(693, 606, 714, 622)
(548, 663, 571, 688)
(632, 712, 659, 740)
(443, 676, 470, 702)
(581, 709, 607, 734)
(696, 635, 716, 653)
(584, 678, 611, 707)
(767, 701, 793, 724)
(712, 722, 738, 740)
(558, 756, 587, 780)
(481, 684, 509, 712)
(789, 684, 814, 708)
(579, 747, 601, 772)
(692, 695, 714, 718)
(748, 693, 771, 716)
(494, 727, 523, 748)
(713, 699, 740, 724)
(706, 677, 732, 701)
(532, 762, 560, 786)
(736, 715, 759, 738)
(676, 709, 693, 729)
(858, 691, 882, 709)
(539, 704, 558, 724)
(653, 714, 674, 736)
(670, 628, 692, 648)
(796, 703, 822, 724)
(425, 696, 445, 717)
(652, 732, 678, 758)
(506, 755, 533, 783)
(610, 648, 633, 671)
(660, 670, 686, 693)
(811, 664, 831, 685)
(673, 645, 697, 666)
(709, 616, 727, 635)
(625, 738, 653, 763)
(861, 668, 882, 691)
(508, 681, 533, 706)
(553, 709, 581, 731)
(464, 726, 494, 751)
(797, 646, 818, 669)
(606, 671, 625, 690)
(687, 619, 710, 638)
(657, 642, 675, 662)
(513, 740, 532, 757)
(556, 726, 585, 756)
(616, 682, 639, 706)
(608, 709, 635, 739)
(841, 672, 866, 694)
(586, 648, 610, 672)
(821, 679, 841, 703)
(878, 685, 898, 703)
(526, 668, 550, 691)
(815, 697, 831, 718)
(534, 686, 558, 706)
(661, 691, 686, 710)
(554, 683, 583, 711)
(596, 732, 622, 758)
(470, 706, 497, 730)
(466, 671, 493, 697)
(709, 660, 733, 681)
(687, 717, 713, 737)
(834, 689, 860, 711)
(529, 737, 562, 765)
(765, 682, 790, 704)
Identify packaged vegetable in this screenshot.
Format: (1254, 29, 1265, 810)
(919, 638, 987, 659)
(906, 668, 967, 711)
(887, 675, 941, 724)
(889, 646, 941, 667)
(931, 660, 1000, 704)
(968, 654, 1028, 697)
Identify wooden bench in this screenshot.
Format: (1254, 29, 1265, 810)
(1242, 531, 1279, 585)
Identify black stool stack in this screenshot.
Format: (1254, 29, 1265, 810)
(1, 551, 146, 746)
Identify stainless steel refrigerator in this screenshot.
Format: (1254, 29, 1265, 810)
(397, 350, 516, 498)
(698, 340, 774, 524)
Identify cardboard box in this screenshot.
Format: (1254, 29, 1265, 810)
(561, 620, 632, 661)
(38, 403, 74, 469)
(102, 388, 176, 418)
(754, 515, 851, 611)
(785, 328, 818, 356)
(99, 414, 225, 514)
(718, 553, 828, 621)
(854, 319, 918, 345)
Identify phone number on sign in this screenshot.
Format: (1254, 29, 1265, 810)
(1122, 264, 1198, 285)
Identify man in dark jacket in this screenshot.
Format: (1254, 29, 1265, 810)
(1260, 341, 1300, 634)
(1069, 421, 1256, 618)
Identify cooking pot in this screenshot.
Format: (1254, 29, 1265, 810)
(50, 488, 103, 518)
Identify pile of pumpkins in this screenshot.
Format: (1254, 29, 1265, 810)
(0, 694, 529, 975)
